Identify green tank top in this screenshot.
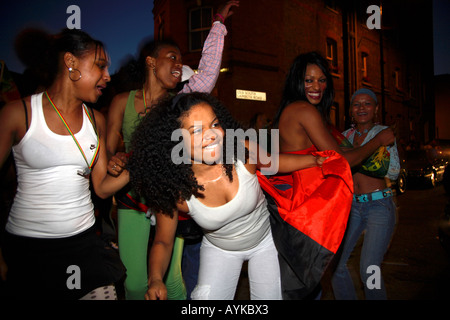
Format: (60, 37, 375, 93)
(122, 90, 141, 152)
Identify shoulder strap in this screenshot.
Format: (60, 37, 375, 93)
(22, 99, 28, 131)
(83, 104, 98, 136)
(89, 106, 97, 135)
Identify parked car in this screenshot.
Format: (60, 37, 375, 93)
(444, 162, 450, 195)
(438, 202, 450, 255)
(405, 149, 448, 188)
(387, 154, 407, 195)
(438, 165, 450, 255)
(432, 139, 450, 161)
(392, 166, 408, 194)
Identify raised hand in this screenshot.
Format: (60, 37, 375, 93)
(215, 0, 240, 23)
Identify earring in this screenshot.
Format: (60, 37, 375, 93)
(68, 67, 82, 81)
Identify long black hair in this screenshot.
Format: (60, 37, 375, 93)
(128, 92, 247, 216)
(273, 51, 335, 127)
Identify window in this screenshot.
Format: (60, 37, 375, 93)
(158, 21, 165, 40)
(326, 38, 338, 73)
(155, 15, 165, 41)
(329, 102, 339, 127)
(325, 0, 338, 11)
(394, 68, 401, 90)
(189, 7, 213, 51)
(362, 52, 369, 82)
(407, 75, 414, 99)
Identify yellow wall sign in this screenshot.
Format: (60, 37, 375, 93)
(236, 89, 267, 101)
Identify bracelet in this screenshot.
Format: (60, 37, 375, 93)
(214, 13, 225, 24)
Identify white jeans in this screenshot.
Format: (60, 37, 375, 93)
(191, 231, 282, 300)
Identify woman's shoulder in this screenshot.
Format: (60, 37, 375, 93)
(111, 91, 133, 104)
(282, 100, 321, 120)
(108, 91, 134, 115)
(1, 95, 33, 120)
(284, 100, 316, 112)
(342, 127, 355, 137)
(371, 124, 388, 134)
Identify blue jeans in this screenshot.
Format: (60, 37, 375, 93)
(331, 196, 396, 299)
(182, 239, 201, 300)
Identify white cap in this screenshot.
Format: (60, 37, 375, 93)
(181, 65, 195, 82)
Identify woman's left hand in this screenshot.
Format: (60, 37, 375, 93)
(216, 0, 240, 22)
(316, 156, 328, 167)
(108, 152, 128, 176)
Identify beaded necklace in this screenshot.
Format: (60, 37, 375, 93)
(45, 91, 99, 177)
(355, 125, 374, 137)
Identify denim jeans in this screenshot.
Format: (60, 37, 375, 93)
(331, 196, 396, 299)
(182, 239, 202, 300)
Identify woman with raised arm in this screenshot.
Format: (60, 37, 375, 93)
(106, 1, 240, 300)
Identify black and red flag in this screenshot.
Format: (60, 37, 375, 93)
(257, 149, 353, 299)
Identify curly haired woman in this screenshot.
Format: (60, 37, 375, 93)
(106, 1, 240, 300)
(127, 92, 328, 300)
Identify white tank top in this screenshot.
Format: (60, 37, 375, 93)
(186, 160, 270, 251)
(6, 92, 97, 238)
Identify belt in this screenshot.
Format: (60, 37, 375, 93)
(353, 188, 393, 202)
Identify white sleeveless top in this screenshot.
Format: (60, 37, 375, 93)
(6, 92, 97, 238)
(186, 160, 270, 251)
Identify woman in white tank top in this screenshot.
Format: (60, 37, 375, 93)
(0, 29, 129, 299)
(128, 92, 326, 300)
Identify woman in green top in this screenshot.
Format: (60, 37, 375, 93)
(105, 1, 239, 300)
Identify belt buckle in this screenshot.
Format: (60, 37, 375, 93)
(356, 194, 369, 202)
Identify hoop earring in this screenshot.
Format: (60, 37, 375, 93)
(68, 67, 82, 81)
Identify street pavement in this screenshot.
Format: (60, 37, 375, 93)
(235, 184, 450, 300)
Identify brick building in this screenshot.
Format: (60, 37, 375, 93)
(153, 0, 434, 143)
(435, 74, 450, 140)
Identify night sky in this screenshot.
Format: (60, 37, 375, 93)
(433, 0, 450, 75)
(1, 0, 449, 75)
(0, 0, 155, 74)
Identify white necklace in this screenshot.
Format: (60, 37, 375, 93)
(355, 124, 374, 137)
(199, 168, 224, 185)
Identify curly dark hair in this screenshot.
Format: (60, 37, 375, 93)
(128, 92, 248, 216)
